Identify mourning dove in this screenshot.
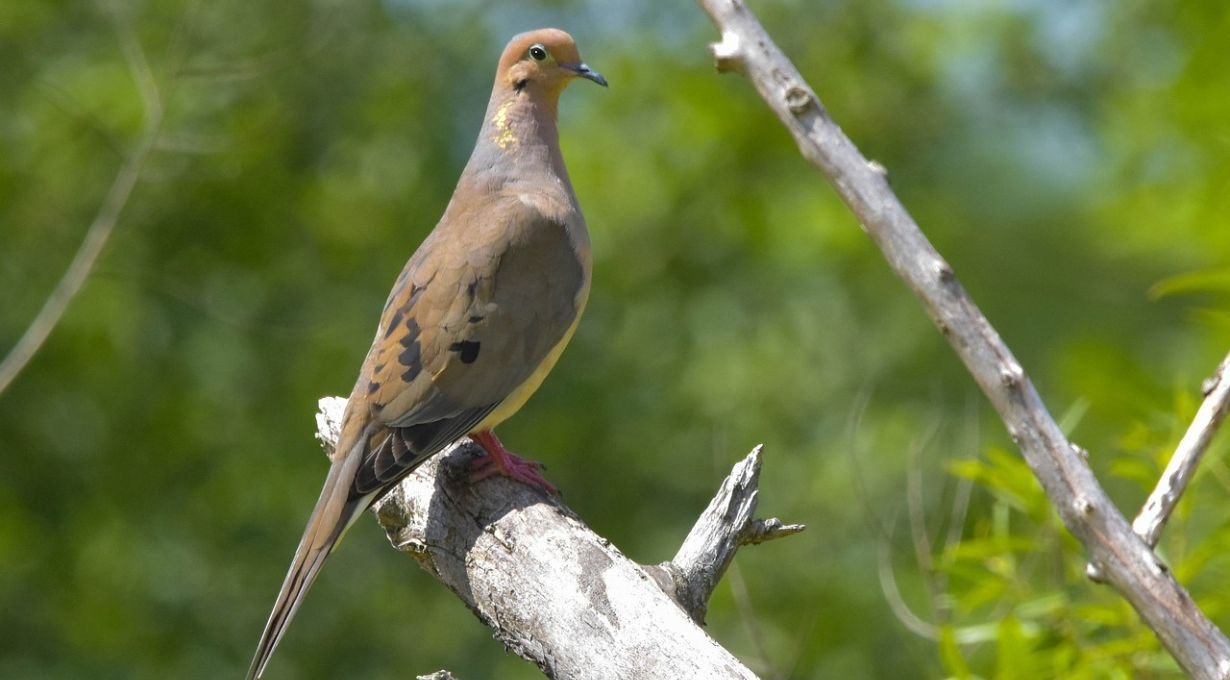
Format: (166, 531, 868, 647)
(246, 28, 606, 679)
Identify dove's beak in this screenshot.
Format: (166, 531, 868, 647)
(570, 63, 608, 87)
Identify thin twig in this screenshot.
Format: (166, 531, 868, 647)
(845, 387, 894, 541)
(692, 1, 1230, 677)
(1132, 352, 1230, 547)
(944, 398, 979, 554)
(905, 420, 942, 623)
(0, 7, 162, 396)
(727, 562, 785, 680)
(933, 400, 977, 629)
(877, 515, 940, 641)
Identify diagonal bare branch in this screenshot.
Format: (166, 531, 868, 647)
(692, 1, 1230, 677)
(0, 6, 163, 396)
(1132, 351, 1230, 547)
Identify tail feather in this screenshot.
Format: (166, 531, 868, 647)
(246, 435, 370, 679)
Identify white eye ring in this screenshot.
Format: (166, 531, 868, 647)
(528, 44, 548, 61)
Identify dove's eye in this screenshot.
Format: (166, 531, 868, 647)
(528, 44, 548, 61)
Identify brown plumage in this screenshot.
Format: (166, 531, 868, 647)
(246, 28, 605, 679)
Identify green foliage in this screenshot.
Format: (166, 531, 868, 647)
(943, 450, 1183, 678)
(1, 0, 1228, 678)
(934, 386, 1230, 678)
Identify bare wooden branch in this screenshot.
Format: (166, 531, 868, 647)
(647, 445, 805, 623)
(315, 398, 792, 680)
(692, 1, 1230, 677)
(1132, 352, 1230, 547)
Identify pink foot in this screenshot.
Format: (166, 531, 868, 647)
(468, 430, 558, 495)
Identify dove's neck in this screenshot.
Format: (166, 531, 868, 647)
(465, 89, 573, 194)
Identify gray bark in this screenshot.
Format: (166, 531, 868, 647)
(315, 397, 800, 680)
(692, 1, 1230, 677)
(1131, 352, 1230, 548)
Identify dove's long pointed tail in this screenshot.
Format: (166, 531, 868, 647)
(247, 435, 370, 680)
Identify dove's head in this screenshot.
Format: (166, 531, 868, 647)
(496, 29, 607, 98)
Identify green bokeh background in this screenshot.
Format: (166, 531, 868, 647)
(2, 1, 1228, 678)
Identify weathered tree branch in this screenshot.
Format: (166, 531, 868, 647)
(315, 397, 800, 679)
(1132, 351, 1230, 547)
(693, 1, 1230, 677)
(646, 445, 805, 624)
(416, 672, 458, 680)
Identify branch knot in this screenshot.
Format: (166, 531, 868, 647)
(785, 85, 812, 114)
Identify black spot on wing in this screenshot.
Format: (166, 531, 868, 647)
(398, 318, 423, 382)
(384, 309, 404, 338)
(384, 283, 424, 337)
(402, 318, 420, 344)
(399, 347, 422, 382)
(448, 340, 480, 364)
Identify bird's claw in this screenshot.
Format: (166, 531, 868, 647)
(468, 429, 558, 494)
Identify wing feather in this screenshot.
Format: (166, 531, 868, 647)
(345, 195, 586, 500)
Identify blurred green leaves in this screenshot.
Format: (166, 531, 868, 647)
(1, 0, 1228, 678)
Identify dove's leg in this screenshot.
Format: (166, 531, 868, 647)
(468, 430, 557, 494)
